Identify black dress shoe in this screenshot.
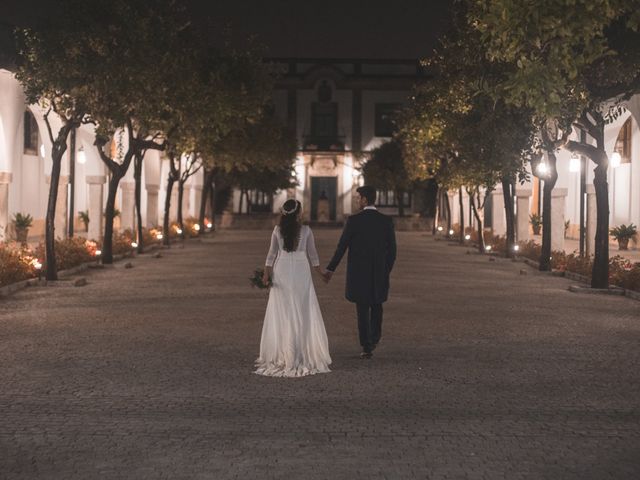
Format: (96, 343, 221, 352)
(360, 351, 373, 359)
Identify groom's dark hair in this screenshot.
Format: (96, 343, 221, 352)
(356, 186, 376, 206)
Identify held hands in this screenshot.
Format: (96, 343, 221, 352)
(314, 266, 333, 284)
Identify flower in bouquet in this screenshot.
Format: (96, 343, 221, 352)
(249, 267, 271, 289)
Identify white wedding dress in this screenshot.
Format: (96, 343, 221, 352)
(255, 225, 332, 377)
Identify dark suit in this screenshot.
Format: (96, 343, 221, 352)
(327, 208, 396, 352)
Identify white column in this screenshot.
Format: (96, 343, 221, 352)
(586, 184, 597, 257)
(120, 182, 135, 232)
(551, 187, 568, 252)
(0, 172, 12, 242)
(46, 175, 69, 240)
(86, 175, 105, 241)
(447, 191, 457, 230)
(182, 185, 191, 218)
(146, 185, 159, 228)
(490, 186, 505, 236)
(192, 186, 203, 220)
(515, 189, 532, 242)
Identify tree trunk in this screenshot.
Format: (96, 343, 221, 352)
(133, 152, 144, 253)
(432, 189, 440, 235)
(397, 190, 405, 217)
(469, 188, 485, 253)
(209, 181, 216, 228)
(177, 179, 185, 239)
(592, 162, 609, 288)
(501, 176, 516, 258)
(458, 188, 465, 244)
(45, 154, 63, 280)
(102, 174, 121, 264)
(198, 168, 214, 235)
(43, 118, 72, 280)
(163, 174, 175, 247)
(539, 153, 558, 271)
(444, 189, 452, 233)
(565, 120, 610, 288)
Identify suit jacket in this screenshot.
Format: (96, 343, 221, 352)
(327, 209, 396, 304)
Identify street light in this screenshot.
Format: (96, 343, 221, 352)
(536, 160, 549, 176)
(569, 152, 580, 173)
(611, 152, 622, 169)
(77, 145, 86, 164)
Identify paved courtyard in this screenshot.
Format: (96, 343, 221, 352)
(1, 229, 639, 479)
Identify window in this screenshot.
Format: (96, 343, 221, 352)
(615, 118, 632, 164)
(377, 190, 411, 208)
(374, 103, 400, 137)
(23, 111, 39, 154)
(311, 102, 337, 138)
(248, 190, 272, 213)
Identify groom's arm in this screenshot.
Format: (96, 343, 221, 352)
(386, 217, 397, 273)
(326, 217, 353, 273)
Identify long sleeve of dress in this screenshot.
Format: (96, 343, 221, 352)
(306, 227, 320, 267)
(265, 227, 279, 267)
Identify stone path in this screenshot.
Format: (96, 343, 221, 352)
(1, 230, 639, 479)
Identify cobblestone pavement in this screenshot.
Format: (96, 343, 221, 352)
(1, 230, 639, 480)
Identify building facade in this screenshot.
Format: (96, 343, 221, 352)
(231, 58, 427, 222)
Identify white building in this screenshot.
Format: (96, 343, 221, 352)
(231, 58, 428, 223)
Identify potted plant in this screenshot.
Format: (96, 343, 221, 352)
(78, 211, 90, 232)
(12, 213, 33, 244)
(529, 213, 542, 235)
(609, 223, 637, 251)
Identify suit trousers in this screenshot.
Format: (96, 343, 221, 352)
(356, 303, 383, 352)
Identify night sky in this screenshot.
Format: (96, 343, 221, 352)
(2, 0, 453, 60)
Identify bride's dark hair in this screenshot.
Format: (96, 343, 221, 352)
(279, 199, 302, 252)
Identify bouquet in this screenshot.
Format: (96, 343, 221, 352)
(249, 267, 271, 289)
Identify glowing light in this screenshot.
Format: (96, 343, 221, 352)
(485, 245, 492, 252)
(437, 226, 443, 232)
(95, 249, 102, 256)
(513, 245, 520, 252)
(176, 228, 183, 235)
(611, 152, 622, 168)
(569, 153, 580, 173)
(131, 242, 138, 248)
(206, 222, 213, 229)
(77, 145, 86, 164)
(194, 224, 201, 231)
(40, 144, 45, 158)
(30, 259, 42, 270)
(536, 161, 548, 176)
(156, 233, 164, 240)
(465, 234, 471, 240)
(448, 229, 454, 235)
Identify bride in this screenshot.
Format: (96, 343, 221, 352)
(255, 199, 332, 377)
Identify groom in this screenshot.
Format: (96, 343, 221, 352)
(324, 185, 396, 359)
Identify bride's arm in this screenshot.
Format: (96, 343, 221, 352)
(263, 227, 279, 283)
(306, 228, 326, 278)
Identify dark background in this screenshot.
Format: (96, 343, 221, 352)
(1, 0, 453, 59)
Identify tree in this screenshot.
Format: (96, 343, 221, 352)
(74, 0, 195, 263)
(469, 0, 640, 283)
(362, 140, 414, 217)
(397, 8, 535, 253)
(15, 1, 96, 279)
(213, 110, 297, 214)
